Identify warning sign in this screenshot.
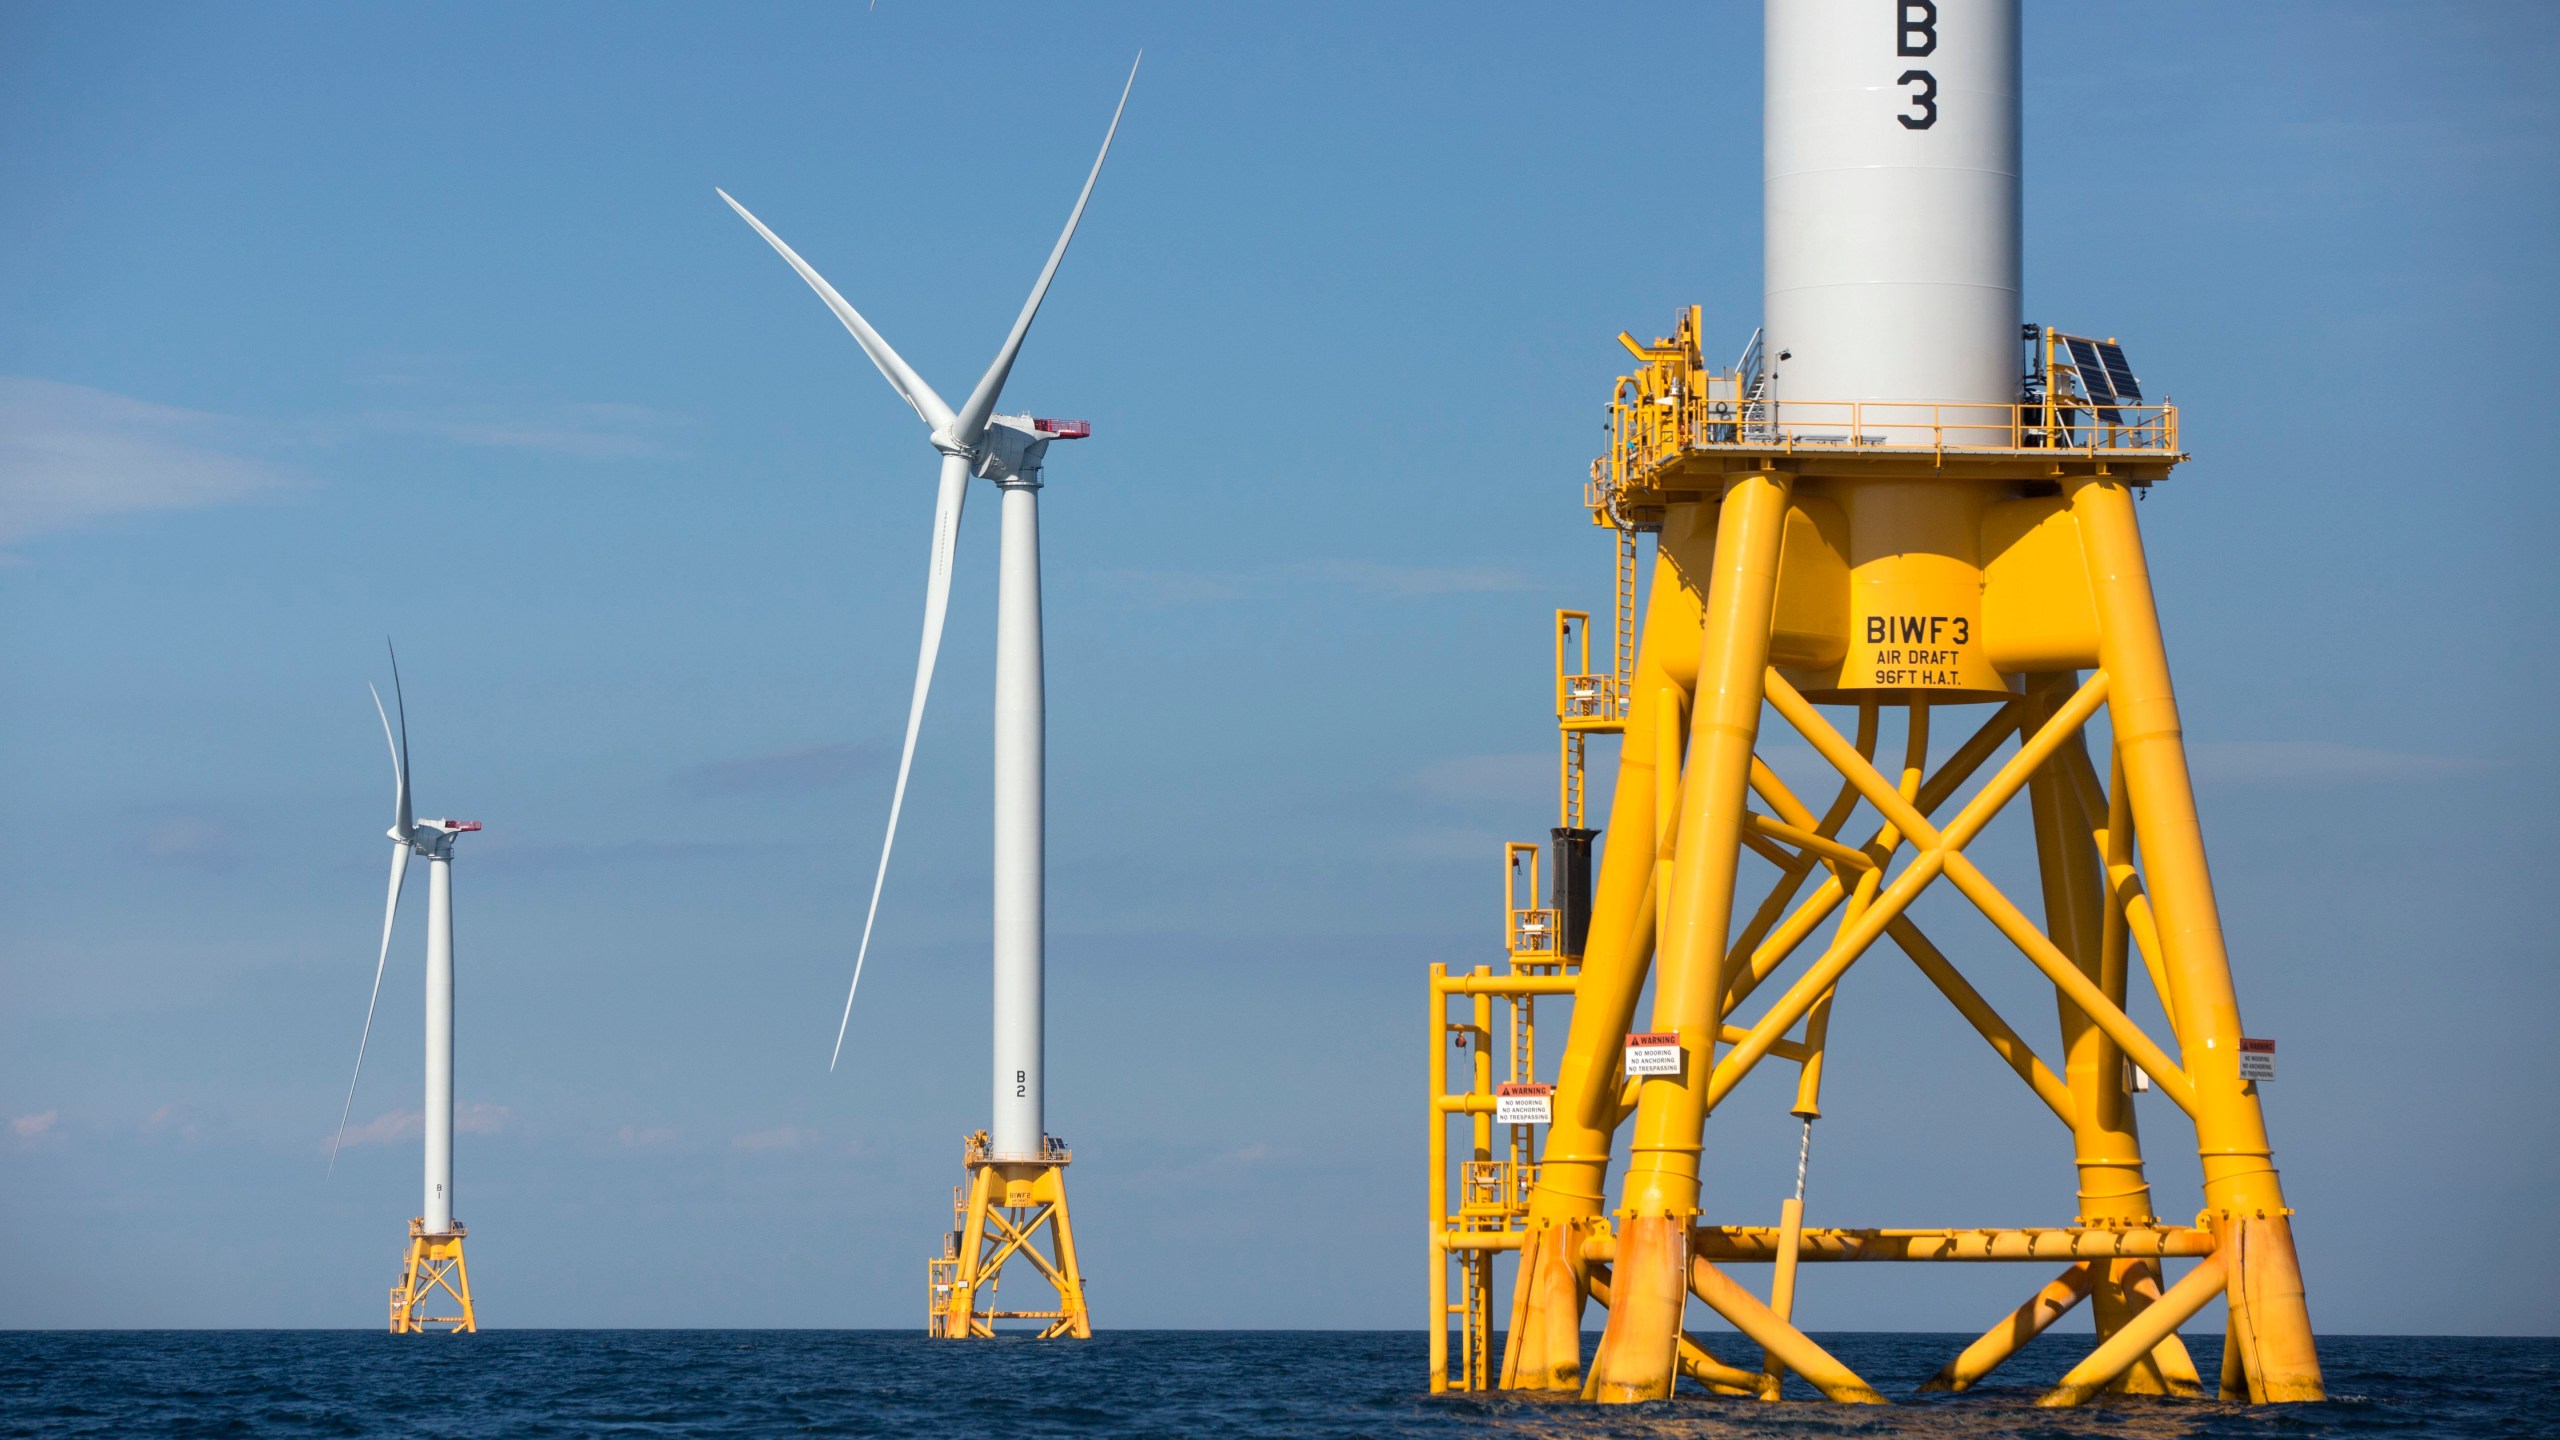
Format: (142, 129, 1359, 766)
(1624, 1032, 1682, 1077)
(2238, 1037, 2276, 1082)
(1494, 1082, 1554, 1125)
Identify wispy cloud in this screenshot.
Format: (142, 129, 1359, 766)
(732, 1125, 815, 1153)
(142, 815, 240, 871)
(10, 1109, 61, 1140)
(330, 1104, 508, 1150)
(674, 740, 888, 797)
(1092, 559, 1535, 606)
(616, 1124, 678, 1149)
(0, 377, 301, 545)
(359, 402, 678, 460)
(338, 1111, 417, 1147)
(2187, 741, 2499, 786)
(144, 1104, 203, 1141)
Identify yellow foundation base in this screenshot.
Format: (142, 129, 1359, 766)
(926, 1131, 1091, 1339)
(389, 1219, 476, 1334)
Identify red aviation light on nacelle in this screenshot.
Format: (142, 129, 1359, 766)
(426, 819, 483, 833)
(1032, 418, 1091, 439)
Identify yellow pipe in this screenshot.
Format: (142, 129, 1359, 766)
(1596, 471, 1794, 1404)
(1680, 1345, 1763, 1397)
(1509, 512, 1714, 1392)
(2028, 696, 2198, 1396)
(1757, 670, 2200, 1109)
(1760, 1194, 1807, 1400)
(1719, 701, 2017, 1021)
(2038, 1253, 2228, 1407)
(2103, 742, 2179, 1036)
(1885, 917, 2077, 1127)
(1764, 668, 2105, 862)
(1740, 826, 1800, 870)
(1471, 972, 1493, 1164)
(945, 1164, 997, 1338)
(1653, 684, 1686, 945)
(1746, 811, 1877, 872)
(1721, 707, 1873, 1014)
(2058, 733, 2177, 1033)
(1688, 1256, 1887, 1404)
(1721, 872, 1851, 1018)
(2069, 473, 2319, 1401)
(2100, 1258, 2206, 1396)
(1939, 853, 2198, 1112)
(1705, 850, 1944, 1114)
(2024, 678, 2157, 1218)
(1920, 1263, 2093, 1392)
(1715, 680, 2075, 1116)
(1581, 1265, 1762, 1396)
(1427, 962, 1448, 1391)
(1590, 1226, 2216, 1263)
(1044, 1177, 1092, 1339)
(1796, 705, 1923, 1119)
(1439, 974, 1580, 997)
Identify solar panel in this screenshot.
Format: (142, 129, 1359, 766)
(2064, 338, 2114, 402)
(2094, 341, 2142, 403)
(2061, 337, 2123, 425)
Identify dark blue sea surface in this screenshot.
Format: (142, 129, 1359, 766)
(1, 1331, 2549, 1438)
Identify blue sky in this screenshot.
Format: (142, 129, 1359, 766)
(2, 2, 2554, 1335)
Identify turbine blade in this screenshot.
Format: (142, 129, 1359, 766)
(947, 53, 1140, 447)
(717, 188, 956, 432)
(330, 841, 410, 1176)
(833, 452, 972, 1069)
(371, 679, 411, 842)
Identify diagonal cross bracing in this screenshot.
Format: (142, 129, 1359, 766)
(1718, 700, 2026, 1018)
(1730, 668, 2197, 1115)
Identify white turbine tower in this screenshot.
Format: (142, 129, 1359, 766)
(717, 56, 1134, 1339)
(332, 645, 482, 1333)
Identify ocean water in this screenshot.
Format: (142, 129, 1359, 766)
(1, 1331, 2550, 1438)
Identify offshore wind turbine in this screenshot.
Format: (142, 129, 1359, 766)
(331, 645, 482, 1334)
(717, 56, 1135, 1339)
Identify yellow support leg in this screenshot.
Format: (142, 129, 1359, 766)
(2068, 474, 2322, 1403)
(1505, 512, 1715, 1392)
(1592, 471, 1793, 1404)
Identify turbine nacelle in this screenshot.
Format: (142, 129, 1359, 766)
(407, 818, 482, 857)
(973, 414, 1093, 486)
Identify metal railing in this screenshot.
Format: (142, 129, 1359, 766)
(1606, 392, 2181, 490)
(963, 1131, 1073, 1167)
